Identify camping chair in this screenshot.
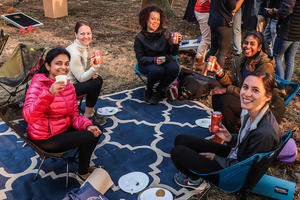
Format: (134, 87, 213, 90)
(0, 29, 9, 57)
(275, 75, 300, 105)
(0, 103, 78, 188)
(0, 43, 45, 105)
(192, 130, 294, 200)
(77, 94, 87, 114)
(134, 56, 179, 85)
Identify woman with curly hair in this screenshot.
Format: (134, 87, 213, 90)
(134, 6, 181, 105)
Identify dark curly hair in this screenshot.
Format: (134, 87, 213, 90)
(243, 31, 267, 54)
(139, 5, 165, 31)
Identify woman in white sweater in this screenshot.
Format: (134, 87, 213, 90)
(67, 20, 103, 118)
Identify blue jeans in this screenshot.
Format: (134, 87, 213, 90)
(139, 61, 179, 92)
(273, 36, 300, 81)
(264, 19, 277, 57)
(232, 8, 242, 55)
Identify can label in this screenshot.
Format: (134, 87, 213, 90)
(206, 56, 216, 71)
(93, 50, 103, 64)
(209, 111, 222, 133)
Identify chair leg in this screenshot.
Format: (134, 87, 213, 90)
(34, 157, 46, 180)
(65, 163, 69, 188)
(198, 184, 211, 199)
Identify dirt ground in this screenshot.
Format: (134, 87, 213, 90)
(0, 0, 299, 199)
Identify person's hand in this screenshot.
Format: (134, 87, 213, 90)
(90, 57, 98, 67)
(215, 125, 232, 142)
(156, 58, 165, 65)
(49, 81, 66, 95)
(211, 86, 226, 95)
(199, 152, 215, 160)
(87, 125, 102, 137)
(212, 61, 222, 72)
(92, 73, 99, 79)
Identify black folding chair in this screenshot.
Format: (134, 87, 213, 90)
(0, 103, 78, 188)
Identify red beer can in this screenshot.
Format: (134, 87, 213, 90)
(172, 32, 179, 44)
(209, 111, 222, 132)
(206, 56, 217, 71)
(93, 50, 103, 64)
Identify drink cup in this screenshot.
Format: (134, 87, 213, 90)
(209, 111, 222, 133)
(55, 75, 67, 85)
(212, 134, 225, 144)
(172, 32, 179, 44)
(93, 50, 103, 64)
(206, 56, 217, 71)
(157, 56, 166, 62)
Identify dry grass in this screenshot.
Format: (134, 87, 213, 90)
(0, 0, 299, 199)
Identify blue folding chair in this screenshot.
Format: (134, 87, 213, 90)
(275, 75, 300, 105)
(191, 130, 294, 200)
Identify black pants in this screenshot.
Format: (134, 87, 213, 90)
(171, 134, 231, 184)
(205, 26, 233, 67)
(74, 76, 103, 108)
(212, 94, 242, 133)
(139, 61, 179, 92)
(33, 129, 100, 175)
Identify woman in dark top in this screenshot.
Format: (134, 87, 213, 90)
(205, 0, 236, 67)
(210, 31, 285, 133)
(171, 71, 280, 191)
(134, 6, 181, 105)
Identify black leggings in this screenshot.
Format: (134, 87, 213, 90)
(33, 129, 100, 175)
(74, 76, 103, 108)
(205, 26, 233, 67)
(171, 134, 231, 184)
(212, 94, 242, 133)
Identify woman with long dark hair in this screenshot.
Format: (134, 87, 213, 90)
(210, 31, 285, 132)
(23, 47, 102, 181)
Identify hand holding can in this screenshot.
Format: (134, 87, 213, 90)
(93, 50, 103, 65)
(209, 111, 225, 144)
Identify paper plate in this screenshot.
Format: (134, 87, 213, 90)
(118, 172, 149, 195)
(97, 107, 118, 116)
(195, 118, 211, 128)
(138, 187, 173, 200)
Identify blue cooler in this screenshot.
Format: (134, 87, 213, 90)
(251, 174, 296, 200)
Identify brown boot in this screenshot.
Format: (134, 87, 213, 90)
(193, 56, 205, 73)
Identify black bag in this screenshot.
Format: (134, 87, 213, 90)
(178, 70, 221, 100)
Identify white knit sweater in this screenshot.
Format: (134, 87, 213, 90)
(66, 39, 100, 83)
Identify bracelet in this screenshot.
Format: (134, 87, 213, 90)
(216, 68, 223, 75)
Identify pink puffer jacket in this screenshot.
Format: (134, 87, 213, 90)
(23, 73, 93, 140)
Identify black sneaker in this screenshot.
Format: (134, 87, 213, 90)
(153, 90, 165, 101)
(144, 89, 158, 105)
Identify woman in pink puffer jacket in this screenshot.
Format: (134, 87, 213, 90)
(23, 47, 102, 181)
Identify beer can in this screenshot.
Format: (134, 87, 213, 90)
(93, 50, 103, 64)
(172, 32, 179, 44)
(209, 111, 222, 133)
(206, 56, 217, 71)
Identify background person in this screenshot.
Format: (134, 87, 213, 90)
(23, 47, 102, 181)
(171, 71, 280, 190)
(204, 0, 236, 67)
(134, 6, 181, 105)
(211, 31, 285, 132)
(67, 20, 103, 118)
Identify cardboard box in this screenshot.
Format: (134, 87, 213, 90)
(43, 0, 68, 18)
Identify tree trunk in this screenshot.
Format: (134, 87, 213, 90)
(141, 0, 175, 18)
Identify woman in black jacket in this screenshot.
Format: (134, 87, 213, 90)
(134, 6, 181, 105)
(171, 71, 280, 191)
(205, 0, 236, 67)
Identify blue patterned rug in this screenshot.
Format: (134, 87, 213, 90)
(0, 87, 213, 200)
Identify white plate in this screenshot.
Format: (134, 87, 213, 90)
(195, 118, 211, 129)
(97, 107, 118, 116)
(118, 172, 149, 195)
(138, 187, 173, 200)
